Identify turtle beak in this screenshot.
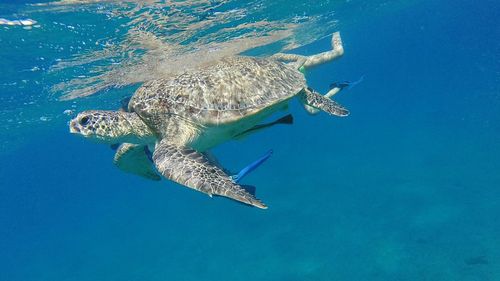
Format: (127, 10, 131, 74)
(69, 119, 81, 134)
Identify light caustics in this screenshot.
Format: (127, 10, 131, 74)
(29, 0, 339, 100)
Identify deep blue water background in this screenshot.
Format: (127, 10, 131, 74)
(1, 0, 500, 280)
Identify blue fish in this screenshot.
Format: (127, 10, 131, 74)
(232, 149, 273, 183)
(329, 75, 365, 90)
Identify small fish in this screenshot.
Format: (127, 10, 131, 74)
(235, 114, 293, 138)
(232, 149, 273, 183)
(329, 75, 365, 90)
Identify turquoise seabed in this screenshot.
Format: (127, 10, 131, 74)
(1, 0, 500, 280)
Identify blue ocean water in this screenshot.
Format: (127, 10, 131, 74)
(1, 0, 500, 280)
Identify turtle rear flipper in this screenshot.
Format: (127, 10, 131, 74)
(152, 140, 267, 209)
(300, 88, 349, 117)
(114, 143, 161, 181)
(272, 32, 344, 70)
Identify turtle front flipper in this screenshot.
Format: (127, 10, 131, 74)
(152, 140, 267, 209)
(300, 88, 349, 117)
(114, 143, 161, 181)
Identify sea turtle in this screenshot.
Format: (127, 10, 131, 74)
(69, 32, 349, 209)
(109, 96, 290, 182)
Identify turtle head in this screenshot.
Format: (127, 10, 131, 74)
(70, 110, 154, 144)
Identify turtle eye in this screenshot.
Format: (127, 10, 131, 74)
(79, 116, 90, 126)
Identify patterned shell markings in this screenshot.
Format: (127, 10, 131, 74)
(129, 56, 306, 126)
